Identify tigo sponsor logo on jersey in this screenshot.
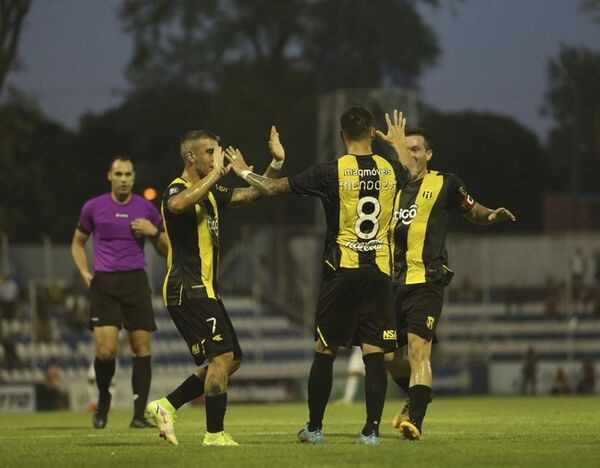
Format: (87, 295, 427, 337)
(394, 204, 418, 225)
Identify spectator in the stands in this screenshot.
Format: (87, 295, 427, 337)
(64, 270, 90, 330)
(504, 282, 523, 316)
(593, 250, 600, 317)
(44, 358, 67, 409)
(550, 368, 571, 395)
(0, 274, 19, 320)
(454, 276, 478, 303)
(570, 248, 587, 314)
(576, 358, 595, 394)
(544, 276, 565, 318)
(0, 335, 22, 369)
(521, 347, 538, 395)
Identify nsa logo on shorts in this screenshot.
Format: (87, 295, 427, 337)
(191, 343, 201, 355)
(383, 329, 397, 340)
(426, 316, 435, 330)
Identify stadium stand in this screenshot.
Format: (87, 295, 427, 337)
(2, 295, 599, 392)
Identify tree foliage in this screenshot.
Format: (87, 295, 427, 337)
(543, 46, 600, 195)
(581, 0, 600, 22)
(0, 0, 31, 96)
(119, 0, 447, 92)
(420, 110, 547, 232)
(0, 91, 75, 241)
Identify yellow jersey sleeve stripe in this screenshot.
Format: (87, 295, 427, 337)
(337, 155, 360, 269)
(373, 156, 396, 275)
(161, 200, 173, 306)
(197, 199, 216, 299)
(406, 172, 444, 284)
(316, 326, 329, 347)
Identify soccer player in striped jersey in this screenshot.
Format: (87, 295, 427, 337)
(145, 128, 285, 446)
(225, 107, 416, 445)
(386, 127, 515, 440)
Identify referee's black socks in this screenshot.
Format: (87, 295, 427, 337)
(94, 357, 115, 400)
(408, 384, 432, 432)
(307, 352, 334, 432)
(167, 373, 205, 409)
(362, 352, 387, 437)
(132, 355, 152, 418)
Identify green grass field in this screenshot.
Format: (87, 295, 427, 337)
(1, 396, 599, 467)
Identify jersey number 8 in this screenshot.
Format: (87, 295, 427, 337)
(354, 196, 380, 240)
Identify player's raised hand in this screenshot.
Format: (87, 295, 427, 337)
(488, 207, 516, 223)
(375, 109, 406, 148)
(225, 146, 253, 178)
(269, 125, 285, 162)
(211, 145, 229, 177)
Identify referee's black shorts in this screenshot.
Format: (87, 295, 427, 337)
(167, 296, 243, 366)
(89, 269, 157, 332)
(314, 265, 396, 352)
(394, 282, 444, 346)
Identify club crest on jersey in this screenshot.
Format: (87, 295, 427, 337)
(394, 204, 418, 225)
(191, 343, 201, 355)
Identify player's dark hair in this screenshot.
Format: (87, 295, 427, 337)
(405, 127, 433, 151)
(108, 155, 133, 171)
(180, 130, 220, 158)
(340, 106, 374, 141)
(180, 130, 220, 147)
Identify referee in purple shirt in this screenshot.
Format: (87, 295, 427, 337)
(71, 155, 168, 429)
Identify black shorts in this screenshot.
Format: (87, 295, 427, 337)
(89, 269, 157, 331)
(394, 282, 444, 346)
(167, 296, 243, 366)
(314, 266, 396, 352)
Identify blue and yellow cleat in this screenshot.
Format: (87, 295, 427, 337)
(359, 431, 380, 446)
(297, 425, 325, 444)
(203, 431, 239, 446)
(144, 398, 178, 446)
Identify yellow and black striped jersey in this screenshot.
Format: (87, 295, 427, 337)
(390, 170, 476, 285)
(289, 154, 410, 276)
(161, 177, 233, 305)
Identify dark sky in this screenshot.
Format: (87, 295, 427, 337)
(9, 0, 600, 142)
